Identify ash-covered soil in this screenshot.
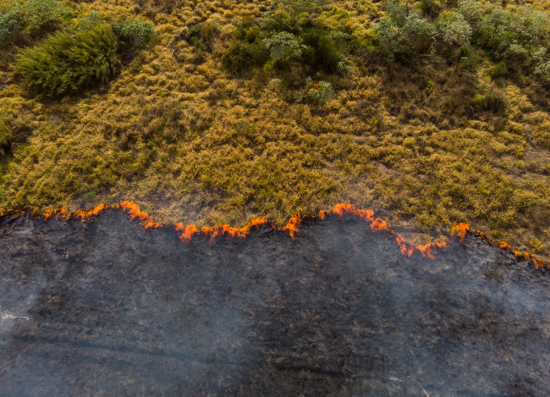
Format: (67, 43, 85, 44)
(0, 211, 549, 396)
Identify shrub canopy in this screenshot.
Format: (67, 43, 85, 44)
(16, 23, 119, 95)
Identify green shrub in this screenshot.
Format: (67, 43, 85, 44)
(83, 191, 95, 202)
(234, 17, 261, 42)
(264, 31, 305, 60)
(77, 11, 105, 31)
(460, 1, 549, 60)
(0, 10, 22, 45)
(16, 23, 119, 95)
(261, 11, 293, 33)
(296, 77, 333, 107)
(306, 80, 333, 106)
(533, 47, 550, 81)
(222, 18, 269, 73)
(277, 0, 327, 23)
(418, 0, 439, 18)
(113, 18, 156, 50)
(301, 28, 341, 73)
(437, 11, 471, 47)
(489, 61, 506, 79)
(21, 0, 71, 31)
(222, 40, 269, 73)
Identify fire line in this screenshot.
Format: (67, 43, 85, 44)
(1, 201, 547, 269)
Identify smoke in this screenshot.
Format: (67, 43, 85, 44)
(0, 212, 549, 396)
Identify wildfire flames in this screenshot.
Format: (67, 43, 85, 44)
(1, 201, 547, 269)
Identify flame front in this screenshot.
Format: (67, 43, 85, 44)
(1, 201, 547, 269)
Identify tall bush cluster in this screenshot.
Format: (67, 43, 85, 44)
(0, 0, 157, 95)
(219, 0, 357, 107)
(372, 0, 550, 79)
(0, 0, 70, 45)
(15, 23, 119, 95)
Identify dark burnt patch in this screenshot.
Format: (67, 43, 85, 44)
(0, 212, 549, 396)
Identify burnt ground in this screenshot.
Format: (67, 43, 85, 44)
(0, 211, 549, 396)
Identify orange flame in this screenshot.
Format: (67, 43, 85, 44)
(1, 201, 548, 269)
(452, 223, 470, 241)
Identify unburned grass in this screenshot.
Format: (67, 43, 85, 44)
(0, 0, 549, 260)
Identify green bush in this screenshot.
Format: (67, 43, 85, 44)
(418, 0, 439, 18)
(277, 0, 327, 24)
(77, 11, 105, 31)
(222, 18, 269, 73)
(21, 0, 71, 31)
(113, 18, 156, 50)
(1, 0, 70, 44)
(0, 10, 22, 45)
(301, 28, 341, 73)
(264, 31, 305, 60)
(296, 77, 333, 107)
(16, 23, 119, 95)
(221, 40, 269, 73)
(261, 11, 293, 33)
(532, 47, 550, 81)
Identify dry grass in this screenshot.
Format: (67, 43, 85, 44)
(1, 0, 550, 259)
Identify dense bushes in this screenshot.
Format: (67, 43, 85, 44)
(220, 4, 355, 105)
(0, 10, 21, 44)
(113, 18, 156, 50)
(0, 0, 71, 45)
(223, 13, 354, 76)
(20, 0, 70, 31)
(3, 2, 156, 95)
(221, 18, 269, 73)
(15, 23, 119, 94)
(371, 0, 550, 79)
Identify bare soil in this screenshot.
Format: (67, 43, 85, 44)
(0, 211, 549, 396)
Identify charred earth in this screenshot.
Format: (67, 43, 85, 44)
(0, 211, 549, 396)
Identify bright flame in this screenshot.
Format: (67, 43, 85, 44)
(1, 201, 547, 269)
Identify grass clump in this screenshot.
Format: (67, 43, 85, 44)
(15, 23, 119, 95)
(0, 113, 11, 155)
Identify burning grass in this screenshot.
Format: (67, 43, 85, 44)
(3, 200, 547, 269)
(0, 0, 550, 260)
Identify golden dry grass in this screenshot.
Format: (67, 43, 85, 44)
(1, 0, 550, 259)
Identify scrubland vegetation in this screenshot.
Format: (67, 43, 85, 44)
(1, 0, 550, 258)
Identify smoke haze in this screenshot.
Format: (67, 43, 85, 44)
(0, 211, 549, 396)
